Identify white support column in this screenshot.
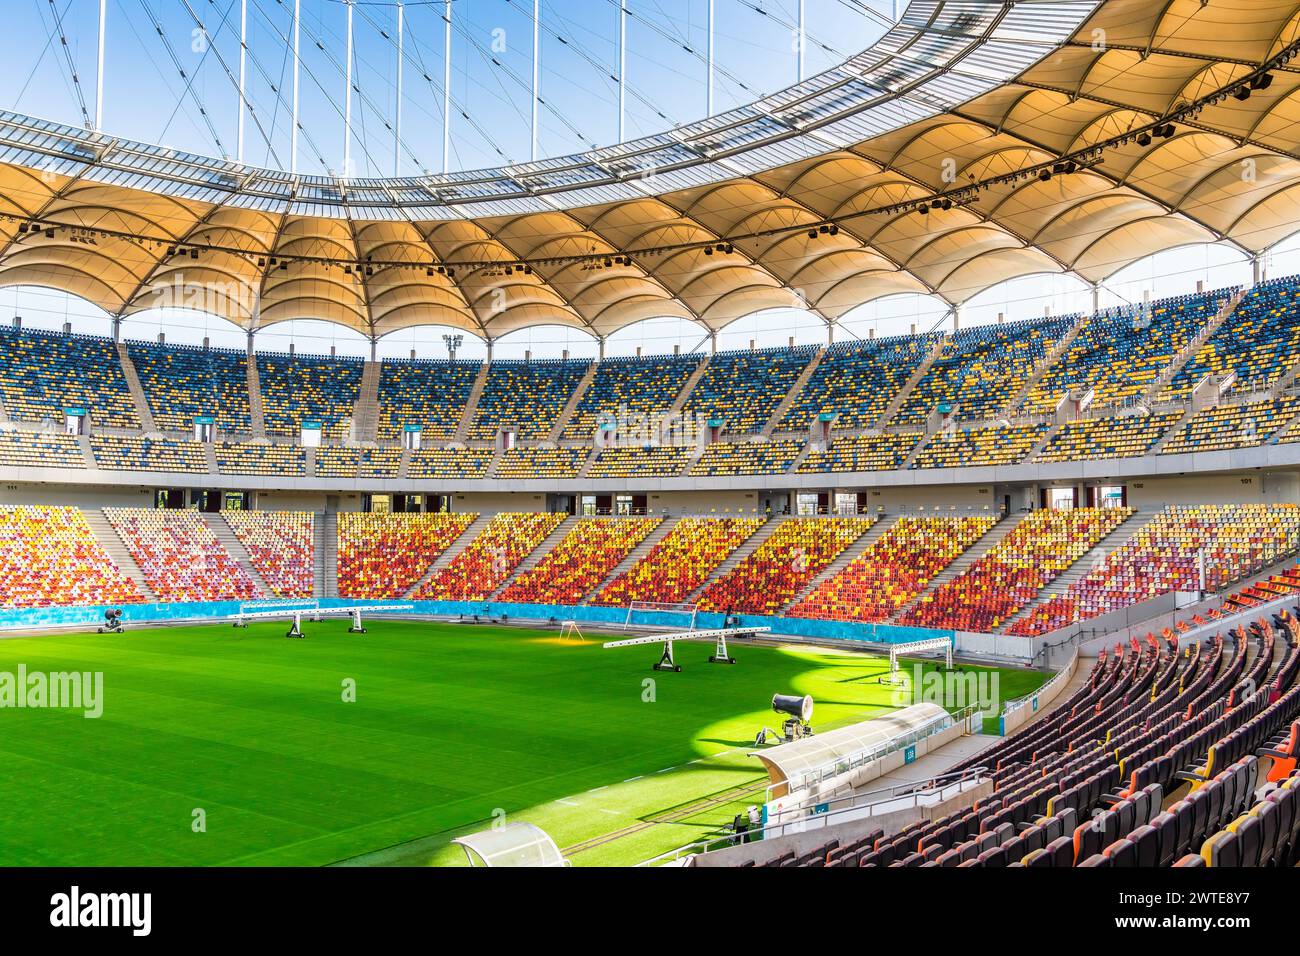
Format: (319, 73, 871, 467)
(238, 0, 247, 162)
(531, 0, 540, 161)
(395, 2, 404, 176)
(618, 0, 626, 142)
(291, 0, 301, 174)
(344, 1, 353, 177)
(95, 0, 107, 130)
(443, 0, 452, 174)
(707, 0, 715, 115)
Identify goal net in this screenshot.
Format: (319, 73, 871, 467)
(622, 601, 699, 631)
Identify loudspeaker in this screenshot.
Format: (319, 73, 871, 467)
(772, 694, 814, 722)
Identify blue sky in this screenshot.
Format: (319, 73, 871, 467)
(1, 1, 1298, 359)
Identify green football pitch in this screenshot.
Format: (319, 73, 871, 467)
(0, 620, 1047, 867)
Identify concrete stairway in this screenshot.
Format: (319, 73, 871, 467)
(76, 432, 97, 468)
(1143, 289, 1244, 404)
(246, 352, 267, 437)
(999, 311, 1092, 418)
(997, 507, 1155, 633)
(1024, 422, 1062, 461)
(782, 513, 901, 610)
(84, 509, 156, 601)
(115, 343, 158, 433)
(489, 515, 580, 599)
(319, 511, 339, 598)
(548, 361, 598, 441)
(453, 363, 490, 442)
(351, 360, 382, 443)
(583, 515, 680, 600)
(762, 345, 825, 436)
(682, 515, 778, 604)
(888, 511, 1021, 622)
(203, 513, 274, 596)
(874, 333, 948, 429)
(1148, 406, 1194, 454)
(664, 354, 712, 419)
(403, 512, 494, 598)
(312, 512, 329, 598)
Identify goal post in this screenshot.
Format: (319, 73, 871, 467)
(622, 601, 699, 631)
(885, 636, 955, 683)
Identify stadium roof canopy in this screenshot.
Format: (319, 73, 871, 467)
(0, 0, 1299, 342)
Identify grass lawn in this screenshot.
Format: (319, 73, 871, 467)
(0, 620, 1048, 866)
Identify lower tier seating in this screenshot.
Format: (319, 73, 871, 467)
(104, 508, 259, 603)
(415, 512, 566, 601)
(697, 516, 876, 614)
(216, 442, 306, 476)
(788, 514, 997, 623)
(91, 435, 209, 473)
(498, 517, 662, 605)
(223, 511, 314, 599)
(336, 512, 477, 598)
(0, 431, 85, 469)
(689, 439, 801, 477)
(1035, 413, 1183, 462)
(592, 516, 766, 606)
(796, 433, 920, 474)
(0, 506, 142, 608)
(900, 508, 1133, 632)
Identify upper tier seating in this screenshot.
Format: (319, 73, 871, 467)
(788, 514, 997, 623)
(90, 435, 209, 472)
(104, 508, 259, 603)
(900, 508, 1133, 632)
(216, 442, 306, 476)
(337, 512, 476, 598)
(697, 516, 876, 614)
(1169, 276, 1300, 397)
(498, 517, 662, 605)
(911, 423, 1047, 470)
(0, 327, 138, 427)
(1034, 412, 1183, 462)
(223, 511, 314, 599)
(258, 352, 364, 441)
(314, 446, 403, 479)
(0, 431, 85, 469)
(778, 335, 938, 433)
(1010, 504, 1300, 636)
(494, 446, 589, 479)
(127, 341, 250, 433)
(407, 448, 493, 479)
(1026, 290, 1228, 412)
(562, 353, 702, 441)
(898, 318, 1069, 424)
(682, 347, 815, 435)
(593, 516, 765, 606)
(469, 360, 591, 441)
(587, 444, 691, 478)
(376, 359, 480, 441)
(1160, 398, 1300, 455)
(797, 433, 920, 474)
(689, 439, 801, 476)
(0, 505, 142, 608)
(415, 512, 566, 600)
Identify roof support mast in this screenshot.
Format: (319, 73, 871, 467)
(798, 0, 806, 81)
(395, 2, 404, 176)
(707, 0, 714, 115)
(291, 0, 300, 174)
(443, 0, 452, 173)
(238, 0, 247, 162)
(618, 0, 627, 142)
(344, 1, 353, 176)
(94, 0, 106, 130)
(531, 0, 540, 161)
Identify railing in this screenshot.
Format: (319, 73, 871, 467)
(638, 763, 989, 867)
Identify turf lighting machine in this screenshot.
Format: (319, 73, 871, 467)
(754, 694, 814, 746)
(97, 608, 125, 634)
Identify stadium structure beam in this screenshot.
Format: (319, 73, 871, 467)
(95, 0, 106, 131)
(707, 0, 714, 115)
(395, 2, 404, 177)
(344, 0, 353, 177)
(443, 0, 452, 173)
(618, 0, 626, 142)
(798, 0, 805, 82)
(291, 0, 301, 174)
(238, 0, 247, 163)
(531, 0, 540, 162)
